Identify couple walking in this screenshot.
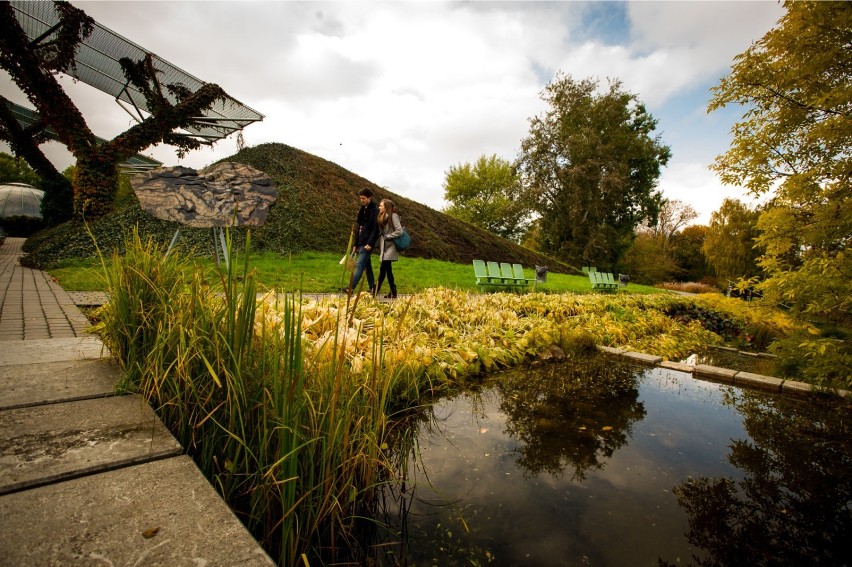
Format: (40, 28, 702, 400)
(344, 188, 402, 298)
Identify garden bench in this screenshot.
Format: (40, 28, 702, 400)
(588, 270, 618, 292)
(473, 260, 535, 292)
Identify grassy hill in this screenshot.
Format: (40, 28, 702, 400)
(22, 143, 567, 272)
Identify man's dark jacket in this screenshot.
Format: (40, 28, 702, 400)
(356, 201, 379, 248)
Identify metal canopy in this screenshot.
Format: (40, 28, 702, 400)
(9, 1, 264, 144)
(5, 99, 163, 174)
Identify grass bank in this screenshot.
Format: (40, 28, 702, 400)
(49, 250, 664, 295)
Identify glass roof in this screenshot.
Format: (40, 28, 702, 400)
(0, 183, 44, 218)
(4, 100, 162, 174)
(9, 1, 264, 144)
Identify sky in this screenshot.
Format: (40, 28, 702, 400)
(0, 1, 786, 225)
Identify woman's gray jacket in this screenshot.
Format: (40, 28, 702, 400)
(378, 213, 403, 261)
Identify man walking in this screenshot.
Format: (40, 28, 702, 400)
(344, 188, 379, 294)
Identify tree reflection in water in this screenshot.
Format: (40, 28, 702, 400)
(370, 354, 649, 565)
(662, 390, 852, 567)
(494, 355, 646, 480)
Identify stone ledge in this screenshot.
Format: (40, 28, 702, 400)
(597, 345, 625, 355)
(0, 358, 119, 410)
(734, 371, 783, 392)
(659, 360, 695, 373)
(591, 345, 844, 402)
(781, 380, 813, 396)
(0, 336, 108, 367)
(621, 351, 663, 365)
(0, 395, 181, 495)
(694, 364, 738, 382)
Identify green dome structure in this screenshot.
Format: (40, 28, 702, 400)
(0, 183, 44, 218)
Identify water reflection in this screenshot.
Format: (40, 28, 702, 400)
(662, 390, 852, 567)
(495, 357, 645, 480)
(374, 356, 850, 567)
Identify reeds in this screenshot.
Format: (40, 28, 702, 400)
(95, 229, 411, 564)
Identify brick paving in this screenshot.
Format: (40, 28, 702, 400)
(0, 237, 90, 341)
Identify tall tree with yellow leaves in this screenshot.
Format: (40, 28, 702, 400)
(709, 1, 851, 325)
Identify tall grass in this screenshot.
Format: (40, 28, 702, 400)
(94, 229, 414, 564)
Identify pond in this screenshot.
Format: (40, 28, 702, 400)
(374, 354, 851, 566)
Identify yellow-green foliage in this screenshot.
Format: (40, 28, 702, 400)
(691, 293, 802, 337)
(259, 290, 793, 389)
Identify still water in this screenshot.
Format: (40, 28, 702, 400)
(378, 355, 851, 566)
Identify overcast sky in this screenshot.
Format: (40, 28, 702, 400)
(1, 1, 786, 224)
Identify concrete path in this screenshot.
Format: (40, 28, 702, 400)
(0, 238, 275, 566)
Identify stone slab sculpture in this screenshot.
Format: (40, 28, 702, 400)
(131, 162, 278, 227)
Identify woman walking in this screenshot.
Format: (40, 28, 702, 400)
(375, 198, 403, 298)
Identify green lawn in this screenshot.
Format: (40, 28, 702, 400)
(48, 251, 664, 295)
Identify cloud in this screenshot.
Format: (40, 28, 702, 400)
(656, 160, 761, 226)
(627, 1, 784, 87)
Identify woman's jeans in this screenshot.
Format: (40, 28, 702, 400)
(350, 246, 374, 291)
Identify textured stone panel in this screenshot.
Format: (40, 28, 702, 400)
(0, 395, 180, 494)
(132, 162, 277, 227)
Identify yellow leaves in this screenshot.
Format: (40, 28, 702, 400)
(414, 345, 434, 367)
(458, 348, 478, 363)
(250, 288, 794, 389)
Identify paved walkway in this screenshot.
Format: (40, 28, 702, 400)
(0, 237, 274, 566)
(0, 238, 89, 340)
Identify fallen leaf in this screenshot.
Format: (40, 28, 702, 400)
(602, 426, 613, 431)
(142, 527, 160, 539)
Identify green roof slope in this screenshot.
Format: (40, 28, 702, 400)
(232, 143, 562, 269)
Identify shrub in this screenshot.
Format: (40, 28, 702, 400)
(1, 215, 44, 236)
(656, 281, 720, 294)
(770, 331, 851, 389)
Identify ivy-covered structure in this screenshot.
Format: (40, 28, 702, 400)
(0, 1, 263, 220)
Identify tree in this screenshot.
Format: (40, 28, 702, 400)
(708, 1, 851, 324)
(702, 199, 761, 283)
(517, 74, 670, 268)
(0, 151, 41, 186)
(0, 104, 74, 225)
(647, 199, 697, 245)
(619, 232, 680, 285)
(621, 199, 699, 283)
(669, 224, 710, 283)
(0, 1, 230, 219)
(442, 154, 529, 242)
